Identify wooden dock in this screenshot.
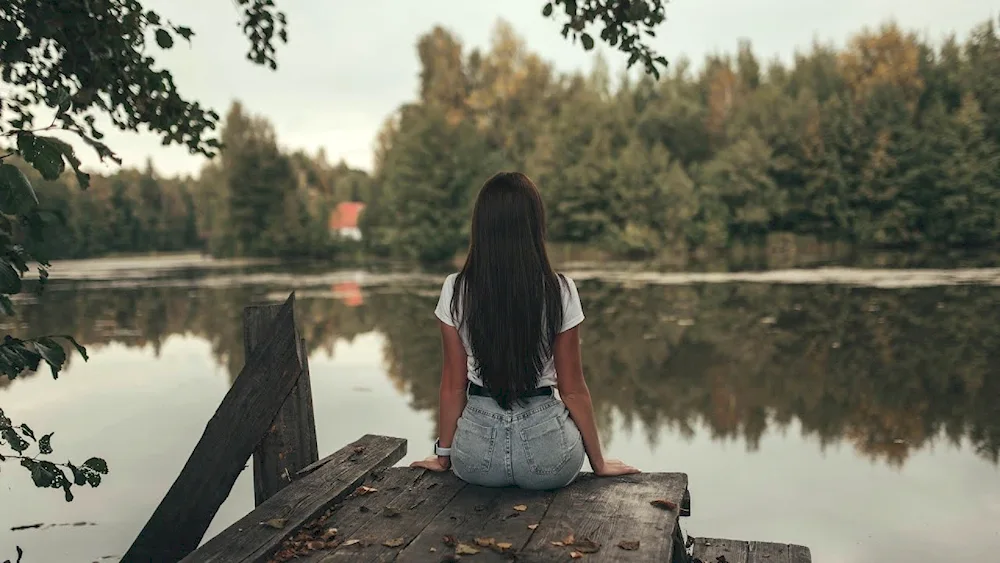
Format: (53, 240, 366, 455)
(120, 293, 811, 563)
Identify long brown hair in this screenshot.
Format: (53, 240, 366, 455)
(451, 172, 565, 409)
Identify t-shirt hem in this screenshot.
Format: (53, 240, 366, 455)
(434, 308, 455, 327)
(560, 313, 585, 333)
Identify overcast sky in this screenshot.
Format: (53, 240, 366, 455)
(77, 0, 996, 177)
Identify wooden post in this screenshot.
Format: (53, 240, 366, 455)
(244, 303, 319, 505)
(123, 293, 304, 562)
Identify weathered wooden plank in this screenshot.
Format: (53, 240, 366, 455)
(787, 544, 812, 563)
(520, 472, 689, 563)
(692, 538, 749, 563)
(266, 467, 430, 563)
(181, 435, 406, 563)
(749, 541, 790, 563)
(124, 293, 303, 562)
(313, 470, 467, 562)
(396, 484, 557, 563)
(245, 303, 319, 505)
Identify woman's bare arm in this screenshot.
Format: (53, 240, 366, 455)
(554, 326, 638, 476)
(437, 320, 468, 463)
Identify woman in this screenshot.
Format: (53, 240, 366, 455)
(410, 171, 639, 489)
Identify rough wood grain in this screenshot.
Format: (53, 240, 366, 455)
(314, 470, 466, 562)
(396, 483, 557, 563)
(787, 544, 812, 563)
(692, 537, 749, 563)
(245, 303, 319, 505)
(519, 472, 688, 563)
(180, 435, 406, 563)
(749, 541, 790, 563)
(124, 293, 302, 563)
(694, 538, 811, 563)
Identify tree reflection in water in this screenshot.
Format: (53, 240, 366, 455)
(3, 278, 997, 467)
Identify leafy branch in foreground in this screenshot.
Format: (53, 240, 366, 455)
(0, 0, 289, 498)
(542, 0, 670, 78)
(0, 408, 109, 501)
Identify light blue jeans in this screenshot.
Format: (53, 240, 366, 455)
(451, 392, 586, 490)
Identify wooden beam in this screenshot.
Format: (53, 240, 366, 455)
(123, 293, 303, 563)
(180, 434, 407, 563)
(244, 304, 319, 505)
(693, 538, 812, 563)
(519, 473, 689, 562)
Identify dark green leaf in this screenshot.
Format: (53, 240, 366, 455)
(38, 433, 53, 454)
(0, 296, 13, 316)
(34, 337, 67, 378)
(19, 423, 35, 441)
(57, 335, 89, 362)
(543, 3, 553, 17)
(67, 462, 87, 486)
(155, 29, 174, 49)
(175, 26, 194, 40)
(1, 427, 29, 453)
(0, 261, 22, 294)
(83, 457, 108, 474)
(16, 134, 66, 181)
(581, 33, 595, 50)
(0, 163, 39, 214)
(47, 138, 90, 189)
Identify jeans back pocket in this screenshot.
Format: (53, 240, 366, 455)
(517, 414, 571, 475)
(453, 414, 498, 474)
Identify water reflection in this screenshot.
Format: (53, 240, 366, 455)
(4, 277, 998, 468)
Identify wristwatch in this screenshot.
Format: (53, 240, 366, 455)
(434, 439, 451, 457)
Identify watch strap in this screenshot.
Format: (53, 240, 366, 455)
(434, 439, 451, 456)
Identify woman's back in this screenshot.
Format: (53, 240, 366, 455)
(409, 171, 639, 488)
(433, 272, 585, 392)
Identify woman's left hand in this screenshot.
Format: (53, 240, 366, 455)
(409, 455, 451, 472)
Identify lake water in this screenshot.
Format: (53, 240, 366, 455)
(1, 255, 999, 562)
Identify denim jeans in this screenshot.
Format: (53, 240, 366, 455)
(451, 392, 586, 490)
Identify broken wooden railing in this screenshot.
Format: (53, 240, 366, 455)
(123, 292, 335, 562)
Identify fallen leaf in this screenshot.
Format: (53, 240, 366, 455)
(383, 537, 405, 548)
(575, 538, 600, 554)
(261, 518, 287, 529)
(513, 504, 527, 511)
(495, 542, 513, 551)
(429, 547, 437, 552)
(551, 541, 565, 547)
(475, 537, 495, 547)
(382, 507, 401, 518)
(650, 498, 678, 511)
(343, 539, 361, 547)
(455, 543, 480, 555)
(570, 552, 584, 559)
(321, 528, 338, 541)
(356, 485, 378, 495)
(618, 540, 640, 551)
(562, 533, 575, 546)
(716, 556, 729, 563)
(528, 524, 539, 530)
(474, 504, 487, 512)
(442, 535, 458, 547)
(358, 505, 371, 513)
(305, 540, 327, 550)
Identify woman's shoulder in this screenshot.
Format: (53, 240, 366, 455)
(554, 272, 580, 295)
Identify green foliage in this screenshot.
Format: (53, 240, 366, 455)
(0, 0, 290, 502)
(363, 16, 1000, 261)
(541, 1, 670, 78)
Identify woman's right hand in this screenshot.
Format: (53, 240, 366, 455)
(593, 458, 640, 477)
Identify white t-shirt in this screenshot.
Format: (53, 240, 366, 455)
(434, 273, 585, 388)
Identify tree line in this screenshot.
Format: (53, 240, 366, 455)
(7, 278, 998, 467)
(12, 15, 1000, 263)
(363, 17, 1000, 261)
